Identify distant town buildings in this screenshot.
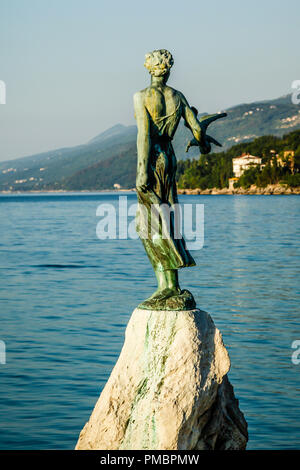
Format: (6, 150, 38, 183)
(231, 149, 296, 179)
(2, 168, 16, 174)
(232, 153, 262, 177)
(283, 150, 295, 158)
(268, 150, 295, 173)
(281, 150, 295, 173)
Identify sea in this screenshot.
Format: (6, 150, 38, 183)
(0, 192, 299, 450)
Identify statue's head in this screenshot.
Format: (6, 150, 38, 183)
(144, 49, 174, 79)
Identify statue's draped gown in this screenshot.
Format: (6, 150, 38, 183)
(136, 97, 196, 272)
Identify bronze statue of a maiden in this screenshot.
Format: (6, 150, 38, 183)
(134, 49, 226, 310)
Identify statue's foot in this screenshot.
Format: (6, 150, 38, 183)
(150, 287, 180, 299)
(147, 288, 166, 301)
(138, 288, 196, 311)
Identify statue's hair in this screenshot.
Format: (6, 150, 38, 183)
(144, 49, 174, 77)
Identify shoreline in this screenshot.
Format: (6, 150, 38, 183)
(178, 184, 300, 195)
(0, 189, 136, 195)
(0, 184, 299, 195)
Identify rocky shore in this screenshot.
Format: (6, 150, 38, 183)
(1, 184, 299, 195)
(76, 308, 248, 450)
(178, 184, 300, 195)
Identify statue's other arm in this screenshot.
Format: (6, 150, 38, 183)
(134, 91, 151, 191)
(179, 92, 204, 144)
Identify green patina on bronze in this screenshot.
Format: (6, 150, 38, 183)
(134, 49, 226, 310)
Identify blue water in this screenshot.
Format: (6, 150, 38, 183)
(0, 192, 299, 450)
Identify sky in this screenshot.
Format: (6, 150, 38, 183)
(0, 0, 299, 161)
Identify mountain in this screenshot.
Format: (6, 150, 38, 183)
(0, 125, 137, 191)
(1, 94, 300, 191)
(89, 123, 136, 145)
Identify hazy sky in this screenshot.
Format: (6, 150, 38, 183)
(0, 0, 299, 161)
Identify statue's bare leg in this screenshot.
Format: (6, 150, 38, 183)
(165, 270, 180, 292)
(147, 271, 168, 299)
(148, 269, 181, 300)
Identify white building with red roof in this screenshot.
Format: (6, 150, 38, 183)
(232, 153, 262, 177)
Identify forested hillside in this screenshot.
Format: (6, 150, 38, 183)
(177, 130, 300, 189)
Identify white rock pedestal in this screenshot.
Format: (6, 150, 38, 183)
(75, 308, 248, 450)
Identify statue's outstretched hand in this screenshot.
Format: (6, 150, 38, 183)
(185, 111, 227, 155)
(186, 134, 220, 154)
(199, 112, 226, 154)
(199, 134, 223, 154)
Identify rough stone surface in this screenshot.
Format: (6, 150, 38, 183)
(75, 308, 248, 450)
(177, 184, 300, 195)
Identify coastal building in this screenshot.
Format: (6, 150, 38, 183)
(228, 177, 239, 190)
(283, 150, 295, 158)
(232, 153, 262, 177)
(269, 150, 295, 173)
(281, 150, 295, 173)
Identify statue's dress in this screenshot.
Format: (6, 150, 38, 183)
(136, 99, 196, 272)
